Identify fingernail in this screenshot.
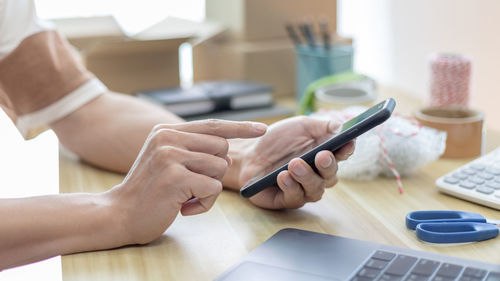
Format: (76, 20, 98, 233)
(321, 156, 333, 168)
(251, 122, 267, 133)
(292, 163, 307, 177)
(328, 120, 341, 133)
(283, 174, 294, 188)
(348, 142, 355, 156)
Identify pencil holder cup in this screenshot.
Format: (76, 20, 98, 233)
(295, 44, 354, 104)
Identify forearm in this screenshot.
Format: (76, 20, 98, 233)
(0, 192, 124, 270)
(50, 92, 184, 173)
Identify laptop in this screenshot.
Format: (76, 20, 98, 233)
(215, 228, 500, 281)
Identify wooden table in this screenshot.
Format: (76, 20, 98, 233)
(59, 89, 500, 280)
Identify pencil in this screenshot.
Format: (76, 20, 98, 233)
(319, 19, 330, 50)
(299, 22, 316, 48)
(285, 23, 301, 46)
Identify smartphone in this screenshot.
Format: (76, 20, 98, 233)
(240, 98, 396, 198)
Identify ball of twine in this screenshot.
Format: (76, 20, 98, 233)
(429, 53, 471, 108)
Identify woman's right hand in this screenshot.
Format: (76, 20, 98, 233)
(106, 120, 267, 245)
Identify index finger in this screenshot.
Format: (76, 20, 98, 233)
(158, 119, 267, 139)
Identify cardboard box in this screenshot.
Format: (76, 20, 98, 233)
(193, 37, 296, 97)
(206, 0, 337, 41)
(53, 16, 124, 51)
(54, 16, 223, 94)
(84, 38, 186, 94)
(192, 34, 353, 98)
(200, 0, 342, 97)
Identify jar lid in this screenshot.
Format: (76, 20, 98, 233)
(315, 78, 376, 105)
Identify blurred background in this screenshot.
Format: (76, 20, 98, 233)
(34, 0, 500, 130)
(35, 0, 205, 32)
(339, 0, 500, 131)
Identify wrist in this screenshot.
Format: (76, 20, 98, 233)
(101, 187, 135, 246)
(78, 192, 130, 250)
(51, 192, 129, 256)
(222, 139, 251, 190)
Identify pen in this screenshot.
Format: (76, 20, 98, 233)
(319, 19, 330, 50)
(285, 23, 302, 46)
(299, 21, 316, 48)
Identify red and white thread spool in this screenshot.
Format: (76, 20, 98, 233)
(429, 53, 471, 108)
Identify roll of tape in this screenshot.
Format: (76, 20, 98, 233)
(314, 78, 376, 110)
(429, 53, 471, 107)
(415, 107, 483, 158)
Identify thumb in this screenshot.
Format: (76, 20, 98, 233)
(327, 119, 343, 133)
(303, 117, 342, 139)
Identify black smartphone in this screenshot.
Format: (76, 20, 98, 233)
(240, 98, 396, 198)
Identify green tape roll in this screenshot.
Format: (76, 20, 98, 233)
(298, 72, 368, 115)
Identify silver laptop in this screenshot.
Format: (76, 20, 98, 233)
(215, 228, 500, 281)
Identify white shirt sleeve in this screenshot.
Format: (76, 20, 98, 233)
(0, 0, 53, 60)
(0, 0, 108, 138)
(15, 78, 108, 137)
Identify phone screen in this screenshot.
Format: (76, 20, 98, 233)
(337, 100, 387, 132)
(240, 98, 395, 198)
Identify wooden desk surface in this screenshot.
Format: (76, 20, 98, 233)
(59, 89, 500, 280)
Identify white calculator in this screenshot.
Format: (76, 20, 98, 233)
(436, 147, 500, 210)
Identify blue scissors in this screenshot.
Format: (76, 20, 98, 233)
(406, 210, 500, 244)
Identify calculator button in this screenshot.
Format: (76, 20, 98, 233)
(476, 186, 494, 195)
(444, 177, 460, 184)
(462, 169, 477, 175)
(485, 182, 500, 190)
(478, 172, 494, 180)
(483, 161, 494, 166)
(485, 168, 500, 175)
(470, 164, 485, 170)
(468, 177, 485, 184)
(459, 182, 476, 189)
(452, 173, 468, 180)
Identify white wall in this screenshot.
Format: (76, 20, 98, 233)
(339, 0, 500, 130)
(35, 0, 206, 33)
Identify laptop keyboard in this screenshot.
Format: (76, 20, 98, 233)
(350, 251, 500, 281)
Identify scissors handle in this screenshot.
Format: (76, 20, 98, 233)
(416, 222, 499, 243)
(406, 210, 486, 230)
